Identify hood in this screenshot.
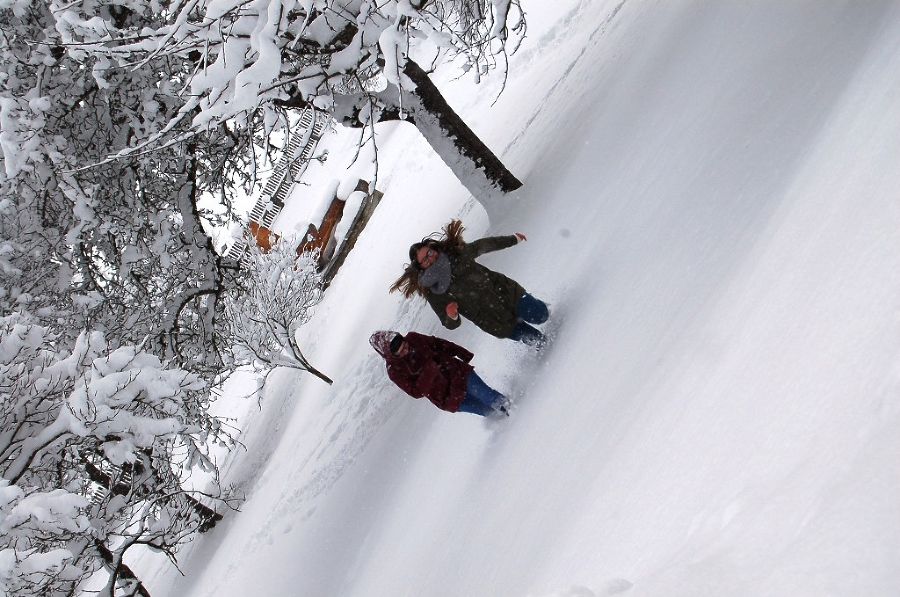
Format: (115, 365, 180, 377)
(369, 331, 399, 359)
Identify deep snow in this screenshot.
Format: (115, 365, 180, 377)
(134, 1, 900, 595)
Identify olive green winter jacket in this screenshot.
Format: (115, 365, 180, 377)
(424, 235, 525, 338)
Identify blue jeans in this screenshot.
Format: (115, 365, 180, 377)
(458, 372, 505, 416)
(509, 293, 549, 347)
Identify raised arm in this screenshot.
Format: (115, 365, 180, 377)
(465, 234, 520, 258)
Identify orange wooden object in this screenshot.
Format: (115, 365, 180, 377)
(248, 221, 280, 252)
(296, 199, 346, 263)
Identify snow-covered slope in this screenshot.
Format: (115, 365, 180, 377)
(136, 1, 900, 595)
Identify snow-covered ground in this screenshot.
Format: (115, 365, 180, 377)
(135, 1, 900, 595)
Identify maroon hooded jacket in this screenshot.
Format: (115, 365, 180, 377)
(370, 331, 474, 412)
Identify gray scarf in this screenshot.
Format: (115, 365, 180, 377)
(419, 251, 452, 294)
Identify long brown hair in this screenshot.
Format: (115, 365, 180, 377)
(390, 219, 466, 298)
(439, 218, 466, 252)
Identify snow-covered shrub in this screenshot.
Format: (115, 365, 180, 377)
(224, 237, 333, 386)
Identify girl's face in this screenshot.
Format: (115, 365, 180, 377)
(416, 246, 438, 270)
(393, 340, 409, 357)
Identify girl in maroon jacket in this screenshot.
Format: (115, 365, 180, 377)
(369, 331, 509, 417)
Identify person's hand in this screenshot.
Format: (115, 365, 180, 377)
(515, 232, 527, 242)
(446, 301, 459, 319)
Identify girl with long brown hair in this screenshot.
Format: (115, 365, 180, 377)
(391, 220, 549, 347)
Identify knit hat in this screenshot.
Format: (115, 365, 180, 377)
(369, 331, 401, 358)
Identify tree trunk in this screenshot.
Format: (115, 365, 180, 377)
(301, 362, 333, 385)
(279, 60, 522, 200)
(95, 540, 153, 597)
(394, 59, 523, 196)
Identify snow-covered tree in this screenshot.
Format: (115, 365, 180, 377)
(0, 0, 260, 375)
(0, 313, 236, 595)
(225, 240, 333, 386)
(1, 0, 528, 377)
(1, 3, 523, 589)
(0, 4, 287, 593)
(1, 0, 528, 379)
(59, 0, 527, 197)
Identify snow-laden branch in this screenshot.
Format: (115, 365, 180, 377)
(51, 0, 523, 141)
(0, 310, 239, 595)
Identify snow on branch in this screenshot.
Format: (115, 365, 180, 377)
(54, 0, 525, 136)
(0, 481, 91, 597)
(0, 313, 204, 483)
(0, 310, 240, 595)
